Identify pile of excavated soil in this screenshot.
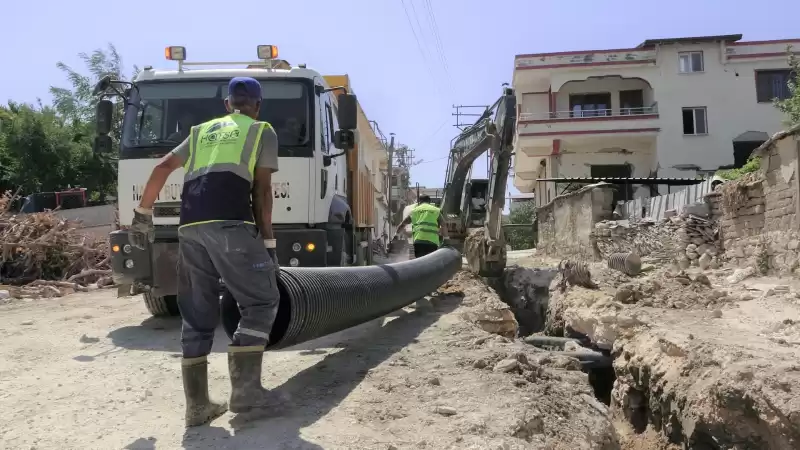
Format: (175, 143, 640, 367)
(543, 261, 800, 449)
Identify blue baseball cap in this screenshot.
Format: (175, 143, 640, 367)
(228, 77, 262, 99)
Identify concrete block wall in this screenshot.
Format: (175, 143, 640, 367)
(536, 183, 615, 260)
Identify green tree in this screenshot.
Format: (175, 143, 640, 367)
(48, 43, 138, 199)
(0, 102, 89, 193)
(505, 200, 536, 250)
(775, 48, 800, 125)
(50, 43, 138, 124)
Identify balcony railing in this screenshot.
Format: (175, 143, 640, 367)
(520, 105, 658, 122)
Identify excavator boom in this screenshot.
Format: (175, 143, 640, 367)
(441, 87, 517, 277)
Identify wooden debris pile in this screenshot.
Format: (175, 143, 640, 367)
(0, 191, 112, 299)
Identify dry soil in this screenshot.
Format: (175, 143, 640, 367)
(0, 271, 613, 450)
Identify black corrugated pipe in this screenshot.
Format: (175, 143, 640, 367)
(220, 247, 462, 350)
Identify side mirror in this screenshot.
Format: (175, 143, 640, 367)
(96, 99, 114, 135)
(336, 93, 358, 130)
(93, 134, 113, 154)
(93, 75, 112, 96)
(333, 129, 355, 151)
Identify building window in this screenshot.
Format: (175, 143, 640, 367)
(678, 51, 704, 73)
(682, 107, 708, 135)
(569, 93, 611, 117)
(756, 69, 793, 103)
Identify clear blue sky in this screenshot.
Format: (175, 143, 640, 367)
(2, 0, 798, 194)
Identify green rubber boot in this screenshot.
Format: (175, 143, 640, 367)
(228, 346, 286, 413)
(181, 357, 228, 427)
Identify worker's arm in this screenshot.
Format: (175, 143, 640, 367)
(395, 216, 411, 236)
(138, 139, 187, 209)
(128, 139, 187, 250)
(252, 126, 279, 243)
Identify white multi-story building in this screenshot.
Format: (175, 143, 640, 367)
(511, 34, 798, 206)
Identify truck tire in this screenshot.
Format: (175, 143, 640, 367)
(143, 291, 180, 317)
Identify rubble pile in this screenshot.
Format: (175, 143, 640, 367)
(593, 214, 720, 267)
(675, 215, 721, 269)
(0, 192, 111, 300)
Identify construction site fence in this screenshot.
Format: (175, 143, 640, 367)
(617, 178, 715, 221)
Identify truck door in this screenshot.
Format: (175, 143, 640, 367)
(316, 93, 334, 218)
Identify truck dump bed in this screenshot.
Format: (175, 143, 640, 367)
(323, 75, 386, 230)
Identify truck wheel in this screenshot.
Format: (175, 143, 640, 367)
(143, 291, 180, 317)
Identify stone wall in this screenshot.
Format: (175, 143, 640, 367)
(536, 183, 615, 260)
(720, 135, 800, 273)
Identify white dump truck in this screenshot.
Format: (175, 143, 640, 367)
(93, 45, 380, 316)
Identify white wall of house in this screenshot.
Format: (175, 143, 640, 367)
(652, 43, 789, 176)
(512, 35, 798, 195)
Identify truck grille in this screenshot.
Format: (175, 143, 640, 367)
(154, 203, 181, 218)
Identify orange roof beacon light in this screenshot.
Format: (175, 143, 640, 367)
(257, 45, 278, 60)
(165, 46, 187, 61)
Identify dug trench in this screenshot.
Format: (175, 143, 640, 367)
(508, 259, 800, 450)
(486, 265, 618, 407)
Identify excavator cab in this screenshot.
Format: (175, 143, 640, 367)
(466, 180, 490, 227)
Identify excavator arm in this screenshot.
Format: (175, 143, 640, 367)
(441, 87, 517, 277)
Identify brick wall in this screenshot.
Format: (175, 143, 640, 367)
(536, 183, 615, 260)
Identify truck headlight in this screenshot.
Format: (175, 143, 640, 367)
(289, 258, 299, 267)
(124, 259, 135, 269)
(292, 242, 302, 252)
(123, 244, 132, 254)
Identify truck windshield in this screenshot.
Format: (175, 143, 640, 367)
(121, 79, 311, 158)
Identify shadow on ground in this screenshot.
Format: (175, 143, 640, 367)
(107, 300, 426, 356)
(117, 294, 461, 449)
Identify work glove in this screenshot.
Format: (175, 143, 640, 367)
(264, 239, 280, 274)
(128, 207, 154, 250)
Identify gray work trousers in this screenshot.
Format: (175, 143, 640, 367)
(177, 221, 280, 358)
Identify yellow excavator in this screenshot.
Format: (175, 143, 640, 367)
(441, 87, 517, 277)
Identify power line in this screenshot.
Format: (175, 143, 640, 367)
(417, 155, 448, 165)
(423, 119, 448, 141)
(399, 0, 443, 98)
(421, 0, 453, 88)
(408, 0, 453, 100)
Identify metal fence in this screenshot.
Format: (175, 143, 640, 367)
(617, 178, 715, 221)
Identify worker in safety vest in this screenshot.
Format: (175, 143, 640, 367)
(395, 194, 449, 258)
(128, 77, 283, 427)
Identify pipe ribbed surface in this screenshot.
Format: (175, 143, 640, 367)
(221, 247, 462, 350)
(607, 252, 642, 276)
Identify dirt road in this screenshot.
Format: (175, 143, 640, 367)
(0, 275, 613, 450)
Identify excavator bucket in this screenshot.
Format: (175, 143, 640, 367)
(463, 227, 507, 277)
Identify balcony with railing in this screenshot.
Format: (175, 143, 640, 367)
(517, 77, 661, 145)
(517, 104, 660, 146)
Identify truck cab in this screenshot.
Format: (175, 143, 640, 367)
(93, 45, 374, 316)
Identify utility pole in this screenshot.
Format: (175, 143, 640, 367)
(386, 133, 395, 238)
(452, 104, 489, 130)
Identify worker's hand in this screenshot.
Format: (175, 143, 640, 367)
(264, 239, 280, 272)
(128, 207, 154, 250)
